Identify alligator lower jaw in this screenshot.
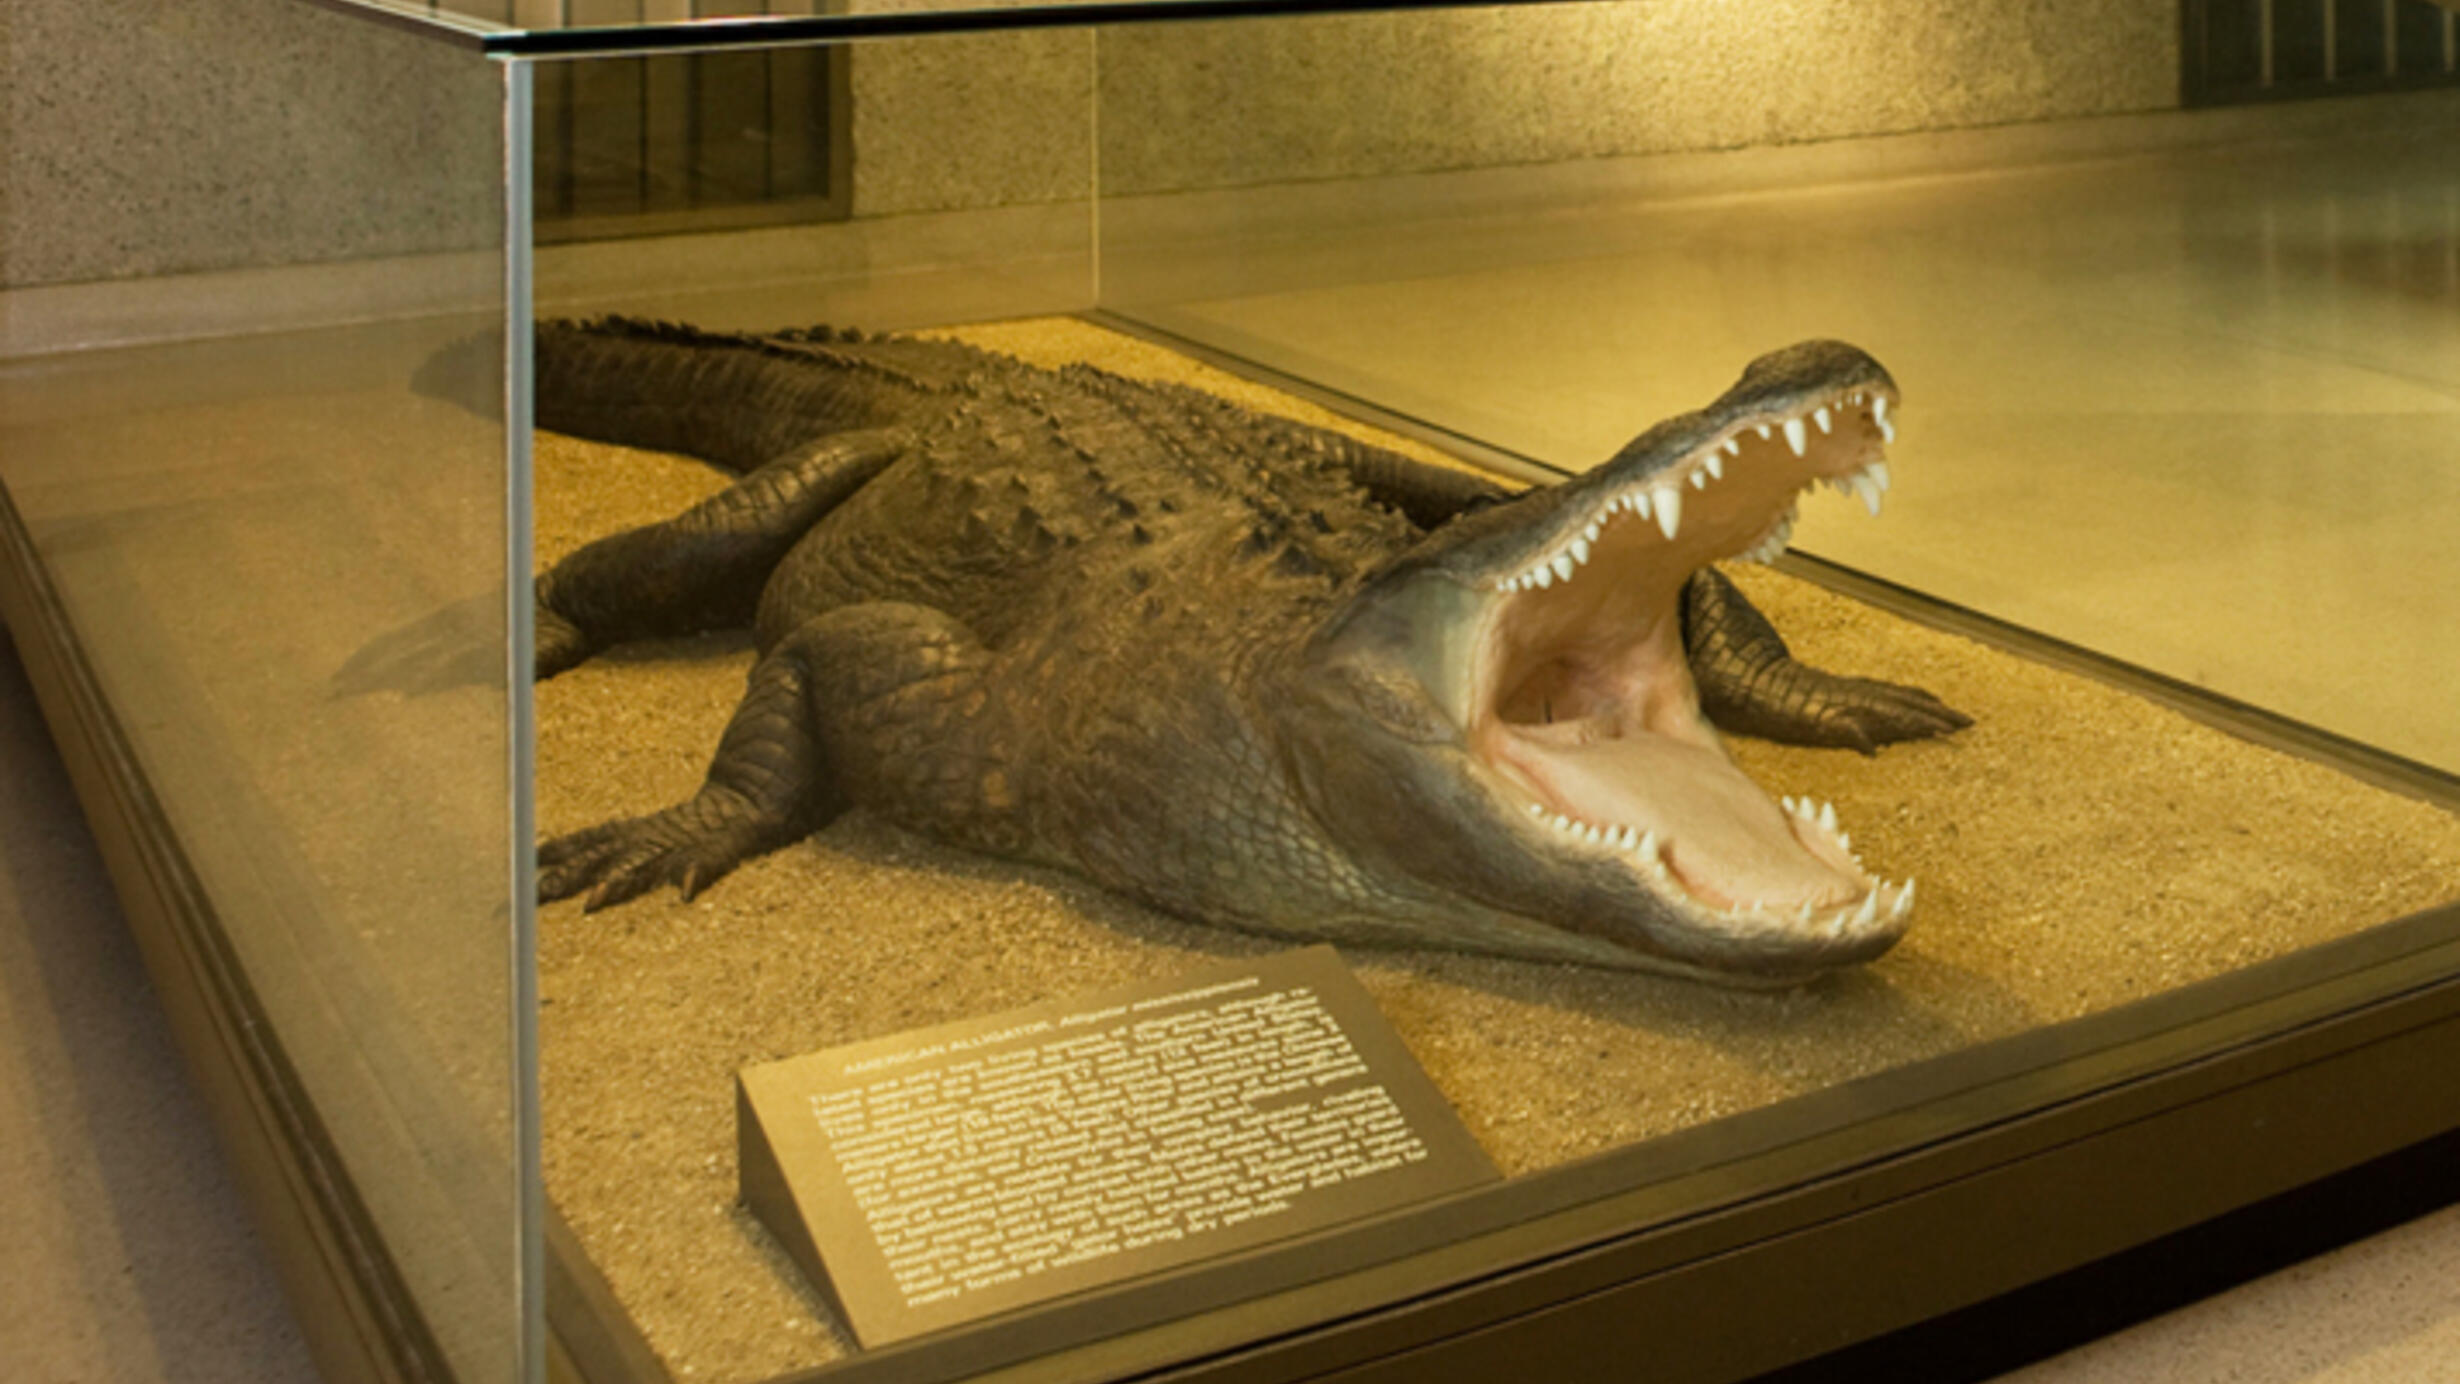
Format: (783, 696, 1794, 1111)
(1466, 384, 1913, 956)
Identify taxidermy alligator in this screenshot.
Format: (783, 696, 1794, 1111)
(518, 319, 1966, 987)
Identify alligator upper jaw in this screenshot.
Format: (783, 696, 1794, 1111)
(1426, 347, 1914, 978)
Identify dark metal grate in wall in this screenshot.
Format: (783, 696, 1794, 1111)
(2185, 0, 2460, 104)
(527, 4, 852, 244)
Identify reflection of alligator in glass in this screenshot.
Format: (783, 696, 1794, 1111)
(511, 320, 1965, 986)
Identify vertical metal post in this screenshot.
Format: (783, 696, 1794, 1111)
(2323, 0, 2337, 79)
(2261, 0, 2277, 86)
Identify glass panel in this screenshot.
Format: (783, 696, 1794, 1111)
(0, 13, 530, 1383)
(1100, 6, 2460, 772)
(533, 28, 1096, 330)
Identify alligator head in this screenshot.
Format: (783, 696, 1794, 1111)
(1282, 341, 1916, 987)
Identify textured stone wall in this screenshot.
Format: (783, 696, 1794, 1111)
(1, 0, 2177, 284)
(846, 29, 1096, 218)
(1091, 0, 2181, 195)
(0, 0, 499, 289)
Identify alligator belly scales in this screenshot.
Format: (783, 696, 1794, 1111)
(507, 319, 1967, 987)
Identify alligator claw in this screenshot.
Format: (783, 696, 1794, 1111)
(538, 787, 795, 909)
(1815, 677, 1972, 755)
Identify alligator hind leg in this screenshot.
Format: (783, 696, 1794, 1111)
(1683, 567, 1970, 752)
(535, 427, 907, 678)
(540, 600, 1001, 908)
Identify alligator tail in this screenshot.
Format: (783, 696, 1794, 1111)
(528, 317, 932, 474)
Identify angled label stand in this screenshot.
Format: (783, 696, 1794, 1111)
(740, 945, 1496, 1346)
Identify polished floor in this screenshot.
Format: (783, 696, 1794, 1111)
(2, 627, 2454, 1384)
(1117, 103, 2460, 774)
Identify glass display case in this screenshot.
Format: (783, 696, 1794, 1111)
(2, 2, 2455, 1382)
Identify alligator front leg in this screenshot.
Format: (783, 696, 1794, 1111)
(535, 427, 907, 677)
(541, 625, 845, 908)
(1682, 566, 1970, 753)
(539, 600, 1006, 909)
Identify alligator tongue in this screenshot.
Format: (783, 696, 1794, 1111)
(1518, 733, 1862, 913)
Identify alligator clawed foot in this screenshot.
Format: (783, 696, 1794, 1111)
(1818, 677, 1973, 755)
(538, 787, 798, 909)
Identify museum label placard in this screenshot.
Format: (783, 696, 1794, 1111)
(737, 946, 1496, 1345)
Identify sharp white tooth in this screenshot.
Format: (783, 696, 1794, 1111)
(1851, 474, 1884, 517)
(1872, 396, 1891, 428)
(1894, 878, 1916, 918)
(1705, 452, 1725, 480)
(1817, 800, 1838, 834)
(1551, 814, 1572, 831)
(1720, 438, 1740, 457)
(1533, 565, 1554, 589)
(1780, 795, 1797, 814)
(1878, 417, 1896, 444)
(1798, 901, 1817, 924)
(1867, 460, 1891, 493)
(1782, 418, 1808, 456)
(1570, 536, 1592, 565)
(1813, 406, 1833, 434)
(1526, 803, 1544, 815)
(1551, 554, 1575, 583)
(1688, 469, 1707, 490)
(1849, 390, 1866, 405)
(1837, 832, 1851, 853)
(1637, 830, 1660, 861)
(1632, 491, 1652, 520)
(1854, 892, 1880, 928)
(1652, 486, 1683, 540)
(1755, 423, 1773, 440)
(1826, 907, 1852, 937)
(1583, 823, 1603, 844)
(1584, 519, 1603, 542)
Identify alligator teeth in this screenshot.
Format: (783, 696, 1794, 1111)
(1893, 878, 1916, 919)
(1688, 470, 1707, 490)
(1705, 452, 1725, 480)
(1866, 460, 1891, 493)
(1817, 800, 1838, 833)
(1583, 519, 1603, 542)
(1570, 535, 1592, 563)
(1637, 830, 1660, 862)
(1781, 418, 1808, 457)
(1754, 424, 1773, 441)
(1631, 491, 1652, 521)
(1873, 395, 1895, 443)
(1813, 406, 1833, 434)
(1720, 438, 1740, 458)
(1853, 891, 1879, 927)
(1653, 486, 1682, 541)
(1850, 472, 1884, 517)
(1550, 553, 1574, 582)
(1532, 565, 1554, 590)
